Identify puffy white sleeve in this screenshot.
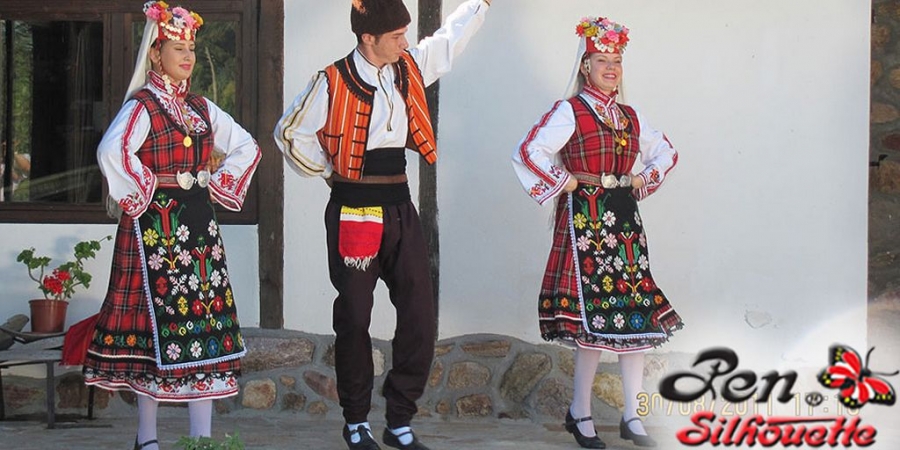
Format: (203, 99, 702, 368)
(96, 99, 156, 218)
(206, 98, 262, 211)
(408, 0, 489, 87)
(633, 111, 678, 201)
(511, 100, 577, 206)
(273, 72, 333, 179)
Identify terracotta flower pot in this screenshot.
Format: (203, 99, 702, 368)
(28, 299, 68, 333)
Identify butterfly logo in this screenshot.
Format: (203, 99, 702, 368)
(818, 345, 898, 408)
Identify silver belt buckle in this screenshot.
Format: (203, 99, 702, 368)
(196, 170, 210, 188)
(619, 175, 632, 187)
(600, 174, 618, 188)
(176, 171, 195, 190)
(175, 170, 210, 190)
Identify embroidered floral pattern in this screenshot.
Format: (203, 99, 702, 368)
(84, 367, 238, 400)
(549, 164, 565, 178)
(536, 184, 683, 345)
(573, 213, 588, 230)
(176, 224, 190, 242)
(529, 180, 551, 199)
(137, 190, 244, 368)
(217, 171, 237, 191)
(613, 313, 626, 329)
(120, 192, 145, 216)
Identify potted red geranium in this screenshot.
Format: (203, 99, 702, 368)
(16, 236, 112, 333)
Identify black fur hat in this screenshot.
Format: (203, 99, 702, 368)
(351, 0, 411, 36)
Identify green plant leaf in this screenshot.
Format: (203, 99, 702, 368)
(175, 432, 244, 450)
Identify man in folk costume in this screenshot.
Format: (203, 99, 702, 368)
(275, 0, 492, 449)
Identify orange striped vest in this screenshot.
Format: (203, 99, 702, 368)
(318, 51, 437, 180)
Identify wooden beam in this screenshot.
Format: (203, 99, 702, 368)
(0, 1, 245, 16)
(257, 0, 285, 329)
(418, 0, 442, 327)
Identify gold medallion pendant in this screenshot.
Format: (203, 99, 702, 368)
(183, 135, 193, 148)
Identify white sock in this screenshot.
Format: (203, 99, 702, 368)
(619, 352, 648, 435)
(571, 346, 602, 437)
(188, 400, 213, 438)
(390, 426, 414, 445)
(136, 395, 160, 450)
(347, 422, 372, 444)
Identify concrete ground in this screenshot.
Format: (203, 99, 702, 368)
(2, 298, 899, 449)
(0, 415, 682, 450)
(4, 410, 900, 450)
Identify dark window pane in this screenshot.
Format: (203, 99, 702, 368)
(193, 21, 239, 117)
(0, 21, 7, 201)
(0, 1, 260, 225)
(1, 20, 104, 204)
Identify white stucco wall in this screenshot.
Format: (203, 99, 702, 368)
(1, 0, 867, 377)
(281, 0, 870, 370)
(442, 0, 871, 371)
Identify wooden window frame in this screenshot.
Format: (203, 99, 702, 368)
(0, 0, 262, 225)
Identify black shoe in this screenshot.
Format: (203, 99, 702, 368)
(382, 427, 431, 450)
(564, 410, 607, 449)
(342, 425, 382, 450)
(133, 437, 158, 450)
(620, 417, 658, 448)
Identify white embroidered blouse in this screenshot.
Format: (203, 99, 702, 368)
(273, 0, 490, 179)
(97, 72, 261, 217)
(512, 87, 678, 206)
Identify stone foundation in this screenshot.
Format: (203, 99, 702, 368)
(871, 1, 900, 299)
(0, 328, 690, 423)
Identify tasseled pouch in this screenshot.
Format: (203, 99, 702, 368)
(338, 206, 383, 271)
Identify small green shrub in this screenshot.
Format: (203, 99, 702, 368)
(175, 432, 244, 450)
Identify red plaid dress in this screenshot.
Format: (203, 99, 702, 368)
(83, 88, 241, 401)
(536, 96, 683, 352)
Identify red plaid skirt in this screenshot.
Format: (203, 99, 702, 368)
(538, 188, 683, 352)
(83, 216, 240, 401)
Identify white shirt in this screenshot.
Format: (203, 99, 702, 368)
(274, 0, 490, 178)
(512, 92, 678, 206)
(98, 81, 261, 217)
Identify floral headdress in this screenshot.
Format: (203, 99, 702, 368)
(144, 1, 204, 42)
(576, 16, 629, 54)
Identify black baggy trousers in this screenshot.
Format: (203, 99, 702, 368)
(325, 198, 436, 428)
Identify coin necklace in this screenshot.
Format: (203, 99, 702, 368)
(595, 103, 630, 155)
(178, 101, 202, 175)
(175, 100, 211, 189)
(179, 101, 196, 149)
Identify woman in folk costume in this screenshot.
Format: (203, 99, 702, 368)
(83, 2, 260, 448)
(512, 16, 682, 449)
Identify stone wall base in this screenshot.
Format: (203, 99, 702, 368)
(1, 329, 692, 425)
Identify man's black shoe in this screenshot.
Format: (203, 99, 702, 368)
(342, 425, 382, 450)
(382, 428, 431, 450)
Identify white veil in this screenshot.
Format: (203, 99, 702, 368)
(108, 20, 157, 218)
(123, 20, 159, 104)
